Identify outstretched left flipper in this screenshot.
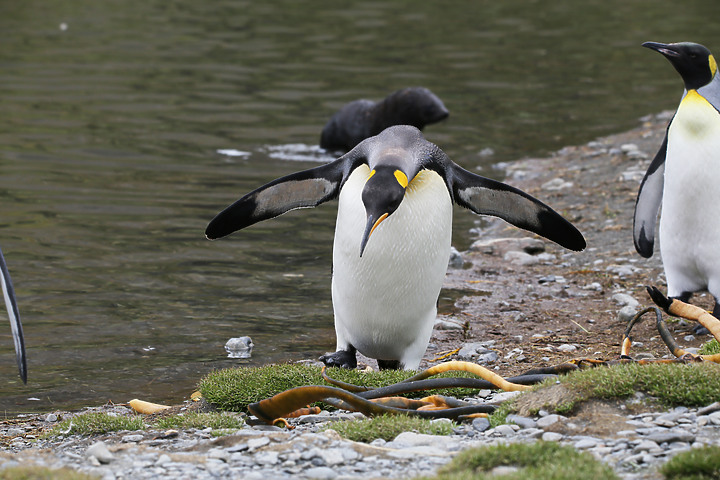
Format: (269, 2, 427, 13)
(445, 163, 586, 251)
(206, 152, 364, 240)
(0, 246, 26, 383)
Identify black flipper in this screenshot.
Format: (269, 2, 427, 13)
(206, 153, 363, 240)
(446, 163, 586, 251)
(0, 246, 26, 384)
(633, 130, 669, 258)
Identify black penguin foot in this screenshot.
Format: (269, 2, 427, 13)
(377, 359, 402, 370)
(319, 347, 357, 369)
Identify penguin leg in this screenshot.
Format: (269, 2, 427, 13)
(377, 359, 402, 370)
(319, 345, 357, 369)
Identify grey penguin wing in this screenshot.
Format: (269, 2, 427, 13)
(206, 155, 360, 240)
(633, 131, 667, 258)
(448, 164, 586, 251)
(0, 246, 26, 383)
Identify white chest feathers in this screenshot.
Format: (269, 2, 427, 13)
(660, 90, 720, 295)
(331, 165, 453, 367)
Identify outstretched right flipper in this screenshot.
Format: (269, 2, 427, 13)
(0, 246, 26, 384)
(445, 162, 586, 252)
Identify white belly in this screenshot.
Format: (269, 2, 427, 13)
(331, 165, 452, 369)
(660, 91, 720, 297)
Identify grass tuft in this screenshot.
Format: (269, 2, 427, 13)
(43, 412, 145, 437)
(154, 412, 243, 430)
(198, 364, 483, 412)
(563, 363, 720, 408)
(323, 414, 453, 443)
(660, 445, 720, 480)
(420, 441, 618, 480)
(0, 466, 97, 480)
(699, 339, 720, 355)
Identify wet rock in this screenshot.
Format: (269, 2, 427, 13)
(468, 237, 545, 256)
(542, 178, 573, 191)
(225, 336, 254, 359)
(504, 251, 539, 266)
(448, 246, 464, 269)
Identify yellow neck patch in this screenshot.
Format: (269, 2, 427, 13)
(367, 169, 376, 181)
(394, 170, 408, 188)
(710, 55, 718, 79)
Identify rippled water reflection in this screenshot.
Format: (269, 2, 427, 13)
(1, 0, 719, 413)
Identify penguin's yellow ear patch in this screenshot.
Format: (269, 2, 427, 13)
(710, 55, 717, 78)
(367, 169, 376, 181)
(394, 170, 408, 188)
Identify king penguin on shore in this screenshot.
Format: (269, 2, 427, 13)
(634, 41, 720, 319)
(207, 125, 585, 370)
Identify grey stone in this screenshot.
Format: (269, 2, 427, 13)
(255, 451, 279, 465)
(86, 441, 114, 464)
(541, 432, 563, 441)
(505, 251, 539, 266)
(574, 438, 598, 449)
(612, 293, 639, 308)
(646, 432, 695, 444)
(618, 305, 638, 322)
(633, 440, 661, 453)
(493, 424, 516, 436)
(472, 417, 491, 432)
(121, 434, 144, 443)
(537, 414, 565, 428)
(506, 414, 537, 429)
(304, 467, 338, 479)
(698, 402, 720, 415)
(247, 437, 271, 450)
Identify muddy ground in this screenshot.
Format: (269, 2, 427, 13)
(421, 110, 714, 376)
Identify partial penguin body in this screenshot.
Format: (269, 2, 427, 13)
(0, 245, 26, 383)
(320, 87, 449, 152)
(332, 165, 452, 369)
(634, 42, 720, 314)
(207, 125, 585, 370)
(661, 88, 720, 298)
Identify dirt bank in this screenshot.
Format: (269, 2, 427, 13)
(425, 110, 713, 375)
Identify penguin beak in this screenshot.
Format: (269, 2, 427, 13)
(642, 42, 680, 58)
(359, 212, 389, 257)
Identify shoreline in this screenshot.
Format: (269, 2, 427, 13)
(3, 112, 717, 480)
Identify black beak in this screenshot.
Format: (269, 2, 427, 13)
(642, 41, 681, 58)
(359, 212, 389, 257)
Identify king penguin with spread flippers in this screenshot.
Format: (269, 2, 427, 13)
(634, 41, 720, 320)
(0, 244, 26, 383)
(207, 125, 585, 370)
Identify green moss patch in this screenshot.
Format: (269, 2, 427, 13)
(0, 466, 97, 480)
(660, 445, 720, 480)
(43, 411, 244, 438)
(514, 363, 720, 416)
(420, 441, 618, 480)
(699, 339, 720, 355)
(323, 414, 453, 443)
(198, 364, 483, 412)
(153, 412, 243, 430)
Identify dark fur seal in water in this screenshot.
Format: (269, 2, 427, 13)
(320, 87, 449, 152)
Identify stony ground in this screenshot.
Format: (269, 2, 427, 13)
(2, 111, 719, 479)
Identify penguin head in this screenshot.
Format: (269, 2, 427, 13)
(359, 164, 409, 257)
(643, 41, 717, 90)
